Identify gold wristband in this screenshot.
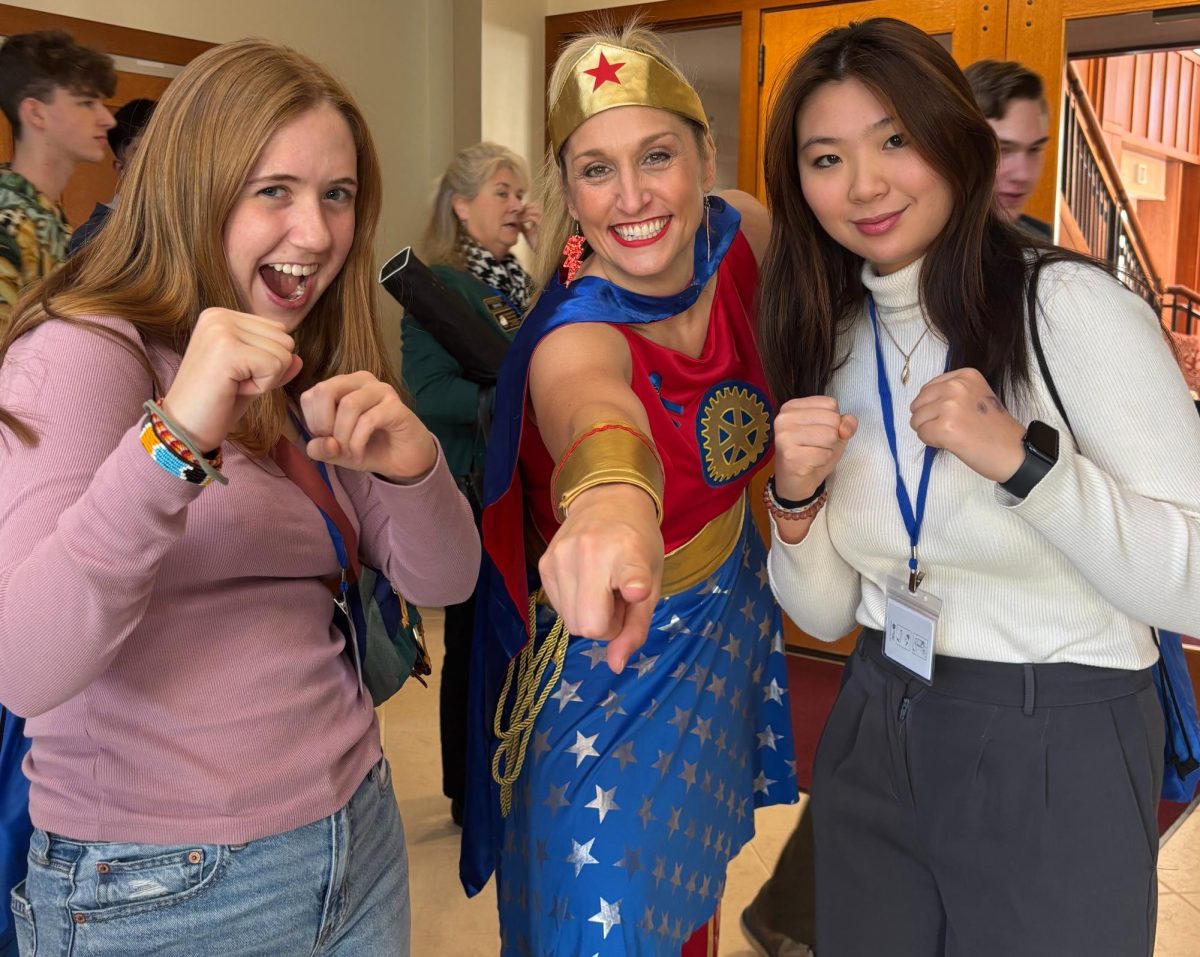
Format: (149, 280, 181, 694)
(551, 422, 665, 524)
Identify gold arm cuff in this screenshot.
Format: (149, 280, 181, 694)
(552, 422, 665, 524)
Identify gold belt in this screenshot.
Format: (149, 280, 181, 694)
(661, 494, 745, 595)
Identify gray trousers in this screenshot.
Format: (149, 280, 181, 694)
(811, 630, 1164, 957)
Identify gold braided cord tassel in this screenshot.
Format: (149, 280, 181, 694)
(491, 595, 570, 817)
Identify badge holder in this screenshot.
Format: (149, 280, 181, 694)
(883, 573, 941, 685)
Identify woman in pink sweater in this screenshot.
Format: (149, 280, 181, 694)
(0, 39, 478, 957)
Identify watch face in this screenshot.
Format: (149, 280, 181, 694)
(1025, 419, 1059, 462)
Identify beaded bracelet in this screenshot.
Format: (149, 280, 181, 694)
(140, 399, 228, 487)
(763, 477, 827, 522)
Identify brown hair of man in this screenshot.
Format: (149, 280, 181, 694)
(0, 30, 116, 140)
(963, 59, 1047, 119)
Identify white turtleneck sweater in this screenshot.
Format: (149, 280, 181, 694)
(769, 257, 1200, 668)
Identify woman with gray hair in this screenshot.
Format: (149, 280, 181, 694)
(402, 140, 538, 826)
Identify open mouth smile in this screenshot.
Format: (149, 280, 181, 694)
(259, 262, 319, 309)
(610, 216, 671, 247)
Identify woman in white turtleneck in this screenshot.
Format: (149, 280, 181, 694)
(754, 19, 1200, 957)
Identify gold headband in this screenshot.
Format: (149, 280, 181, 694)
(548, 42, 709, 156)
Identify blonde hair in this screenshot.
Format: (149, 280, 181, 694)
(422, 142, 531, 268)
(0, 38, 391, 457)
(532, 21, 709, 291)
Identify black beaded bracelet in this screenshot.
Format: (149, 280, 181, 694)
(767, 476, 826, 510)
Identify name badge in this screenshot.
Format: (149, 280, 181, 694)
(336, 594, 365, 694)
(883, 575, 942, 684)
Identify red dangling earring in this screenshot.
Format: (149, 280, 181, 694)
(560, 222, 585, 286)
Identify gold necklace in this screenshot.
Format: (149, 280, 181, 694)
(877, 318, 931, 386)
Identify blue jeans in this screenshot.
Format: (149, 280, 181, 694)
(10, 759, 409, 956)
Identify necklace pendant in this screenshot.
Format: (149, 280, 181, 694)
(900, 361, 911, 386)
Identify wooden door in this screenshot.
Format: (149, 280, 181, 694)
(751, 0, 1007, 199)
(0, 68, 174, 228)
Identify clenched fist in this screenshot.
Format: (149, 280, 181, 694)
(909, 369, 1025, 483)
(773, 396, 858, 502)
(162, 308, 303, 451)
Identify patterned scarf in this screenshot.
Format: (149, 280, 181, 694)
(458, 233, 533, 313)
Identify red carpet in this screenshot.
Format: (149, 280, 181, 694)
(785, 651, 1195, 839)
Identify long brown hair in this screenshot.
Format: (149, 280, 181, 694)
(0, 38, 392, 456)
(758, 18, 1065, 403)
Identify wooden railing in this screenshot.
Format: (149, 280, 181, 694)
(1062, 64, 1163, 310)
(1164, 284, 1200, 337)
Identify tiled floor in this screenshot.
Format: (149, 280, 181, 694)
(383, 609, 1200, 955)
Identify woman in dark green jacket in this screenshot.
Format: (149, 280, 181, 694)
(403, 142, 536, 825)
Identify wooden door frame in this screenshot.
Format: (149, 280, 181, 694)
(0, 3, 213, 65)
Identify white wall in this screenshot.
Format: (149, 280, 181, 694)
(2, 0, 463, 346)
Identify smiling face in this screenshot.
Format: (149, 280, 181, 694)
(453, 167, 528, 260)
(562, 105, 714, 296)
(34, 86, 115, 163)
(796, 77, 954, 276)
(222, 104, 357, 331)
(989, 97, 1049, 220)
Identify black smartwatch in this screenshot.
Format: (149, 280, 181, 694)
(1000, 419, 1059, 499)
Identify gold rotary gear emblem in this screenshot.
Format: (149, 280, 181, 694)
(700, 384, 770, 484)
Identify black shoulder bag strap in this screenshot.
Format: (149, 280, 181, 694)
(1027, 256, 1198, 777)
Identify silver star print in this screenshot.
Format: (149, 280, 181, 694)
(763, 678, 786, 704)
(566, 730, 599, 767)
(544, 782, 569, 816)
(686, 664, 710, 689)
(678, 760, 698, 792)
(756, 562, 770, 589)
(599, 691, 627, 722)
(721, 636, 742, 660)
(532, 728, 551, 758)
(757, 725, 783, 750)
(706, 674, 727, 701)
(585, 784, 620, 823)
(700, 769, 713, 794)
(670, 863, 683, 889)
(636, 796, 656, 830)
(653, 856, 667, 888)
(772, 630, 786, 655)
(753, 770, 777, 794)
(641, 697, 660, 720)
(701, 824, 713, 852)
(641, 906, 656, 933)
(741, 597, 756, 622)
(614, 846, 642, 878)
(566, 837, 599, 877)
(662, 615, 689, 637)
(667, 706, 690, 734)
(669, 662, 688, 680)
(666, 806, 682, 838)
(685, 872, 697, 899)
(758, 615, 772, 641)
(611, 740, 637, 771)
(652, 749, 672, 777)
(699, 875, 712, 899)
(690, 716, 713, 748)
(589, 898, 621, 939)
(551, 677, 583, 712)
(580, 641, 608, 669)
(715, 780, 726, 803)
(715, 728, 728, 755)
(632, 653, 658, 678)
(730, 687, 743, 712)
(786, 758, 797, 777)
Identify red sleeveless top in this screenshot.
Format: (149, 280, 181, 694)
(520, 230, 772, 552)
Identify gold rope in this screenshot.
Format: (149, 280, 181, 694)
(491, 594, 571, 817)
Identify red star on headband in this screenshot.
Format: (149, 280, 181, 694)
(584, 51, 625, 92)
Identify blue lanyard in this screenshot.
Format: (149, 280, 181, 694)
(867, 294, 942, 591)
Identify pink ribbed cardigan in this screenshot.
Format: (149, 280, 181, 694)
(0, 315, 479, 844)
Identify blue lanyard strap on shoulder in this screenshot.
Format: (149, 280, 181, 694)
(867, 293, 944, 589)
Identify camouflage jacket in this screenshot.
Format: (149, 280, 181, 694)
(0, 166, 71, 321)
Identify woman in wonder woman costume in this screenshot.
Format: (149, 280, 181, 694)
(460, 23, 798, 956)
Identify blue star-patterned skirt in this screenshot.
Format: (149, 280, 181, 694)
(494, 505, 798, 956)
